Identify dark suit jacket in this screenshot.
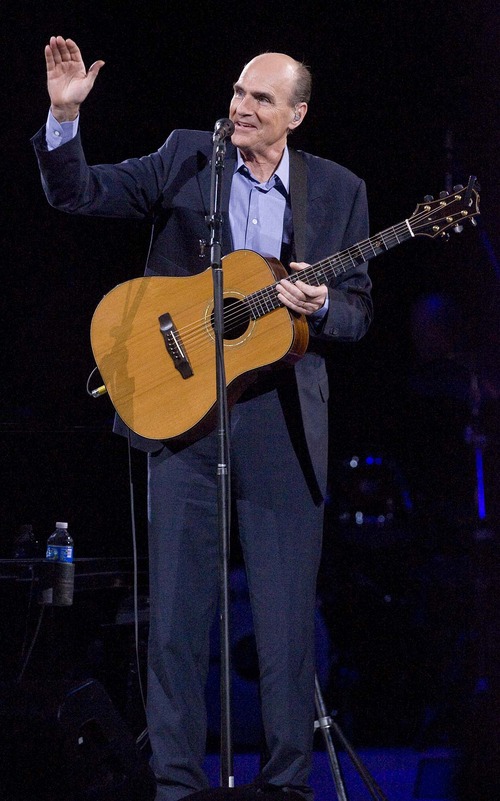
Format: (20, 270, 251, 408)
(32, 127, 373, 495)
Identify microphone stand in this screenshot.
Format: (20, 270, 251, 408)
(207, 120, 234, 790)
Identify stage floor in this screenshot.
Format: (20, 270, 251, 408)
(203, 747, 459, 801)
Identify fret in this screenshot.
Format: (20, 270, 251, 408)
(247, 299, 259, 320)
(260, 290, 270, 312)
(245, 198, 465, 320)
(252, 292, 267, 318)
(308, 270, 322, 287)
(358, 243, 369, 261)
(379, 231, 390, 250)
(248, 286, 282, 320)
(323, 256, 336, 276)
(346, 250, 357, 268)
(268, 289, 280, 311)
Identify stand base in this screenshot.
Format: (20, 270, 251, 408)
(188, 788, 305, 801)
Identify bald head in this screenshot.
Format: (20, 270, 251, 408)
(240, 53, 312, 107)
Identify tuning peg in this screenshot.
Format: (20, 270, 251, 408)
(453, 224, 464, 234)
(441, 232, 450, 241)
(469, 218, 478, 227)
(424, 194, 434, 202)
(453, 184, 464, 192)
(439, 190, 449, 198)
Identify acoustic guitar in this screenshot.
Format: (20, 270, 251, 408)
(90, 177, 480, 442)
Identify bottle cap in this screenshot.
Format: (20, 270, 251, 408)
(55, 522, 68, 529)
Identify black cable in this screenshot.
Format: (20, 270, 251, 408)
(126, 430, 148, 743)
(17, 603, 46, 684)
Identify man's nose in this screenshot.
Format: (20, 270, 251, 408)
(235, 95, 255, 115)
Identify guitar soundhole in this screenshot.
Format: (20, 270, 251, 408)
(211, 297, 251, 340)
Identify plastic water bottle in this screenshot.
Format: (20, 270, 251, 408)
(44, 522, 75, 606)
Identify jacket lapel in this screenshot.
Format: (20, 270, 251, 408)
(221, 143, 237, 254)
(289, 148, 308, 263)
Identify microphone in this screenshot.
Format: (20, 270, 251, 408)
(213, 118, 235, 142)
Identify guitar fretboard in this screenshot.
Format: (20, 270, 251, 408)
(245, 219, 414, 320)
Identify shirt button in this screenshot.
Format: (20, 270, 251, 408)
(53, 130, 61, 137)
(252, 218, 258, 225)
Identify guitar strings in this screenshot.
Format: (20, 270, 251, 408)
(163, 199, 469, 355)
(167, 222, 404, 350)
(167, 227, 403, 349)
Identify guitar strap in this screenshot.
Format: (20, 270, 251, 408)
(288, 148, 308, 263)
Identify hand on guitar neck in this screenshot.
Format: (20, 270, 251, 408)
(276, 261, 328, 315)
(90, 183, 480, 443)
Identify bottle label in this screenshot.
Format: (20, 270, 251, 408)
(46, 544, 74, 563)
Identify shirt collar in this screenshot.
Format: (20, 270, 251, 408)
(235, 146, 290, 193)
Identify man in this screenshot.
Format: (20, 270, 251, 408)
(32, 37, 373, 800)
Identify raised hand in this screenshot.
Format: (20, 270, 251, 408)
(45, 36, 105, 121)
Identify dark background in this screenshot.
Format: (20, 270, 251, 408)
(1, 0, 499, 788)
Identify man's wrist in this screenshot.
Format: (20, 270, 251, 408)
(50, 103, 80, 123)
(46, 110, 79, 150)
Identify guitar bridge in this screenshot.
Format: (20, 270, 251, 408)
(158, 313, 193, 379)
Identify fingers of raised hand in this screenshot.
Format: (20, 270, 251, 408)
(48, 36, 82, 66)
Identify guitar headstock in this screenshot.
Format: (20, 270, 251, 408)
(409, 175, 480, 239)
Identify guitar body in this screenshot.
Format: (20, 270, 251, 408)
(90, 250, 309, 441)
(90, 180, 480, 442)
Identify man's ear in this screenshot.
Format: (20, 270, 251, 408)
(289, 102, 307, 129)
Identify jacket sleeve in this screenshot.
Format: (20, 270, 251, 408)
(310, 175, 373, 344)
(31, 125, 181, 219)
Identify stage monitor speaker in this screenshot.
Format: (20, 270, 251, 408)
(0, 678, 155, 801)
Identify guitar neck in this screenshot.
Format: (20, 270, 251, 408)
(301, 218, 415, 287)
(246, 218, 414, 320)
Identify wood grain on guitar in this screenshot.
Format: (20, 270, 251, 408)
(90, 178, 480, 442)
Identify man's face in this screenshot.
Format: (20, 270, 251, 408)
(229, 54, 306, 157)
